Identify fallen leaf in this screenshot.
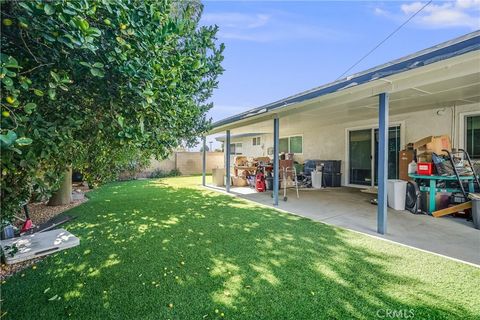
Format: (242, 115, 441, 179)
(48, 294, 58, 301)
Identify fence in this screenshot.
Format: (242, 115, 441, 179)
(142, 152, 224, 176)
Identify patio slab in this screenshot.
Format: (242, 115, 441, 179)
(210, 185, 480, 265)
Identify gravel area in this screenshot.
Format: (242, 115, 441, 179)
(1, 186, 89, 280)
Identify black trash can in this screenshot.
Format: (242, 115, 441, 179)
(266, 176, 273, 191)
(323, 173, 342, 187)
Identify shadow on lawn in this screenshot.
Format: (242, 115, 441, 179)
(2, 178, 478, 320)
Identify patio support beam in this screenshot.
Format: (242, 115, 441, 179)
(377, 92, 389, 235)
(202, 136, 206, 186)
(225, 130, 231, 193)
(273, 116, 279, 205)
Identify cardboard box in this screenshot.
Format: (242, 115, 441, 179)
(399, 149, 414, 181)
(417, 152, 433, 163)
(404, 143, 414, 151)
(232, 176, 248, 187)
(413, 135, 451, 155)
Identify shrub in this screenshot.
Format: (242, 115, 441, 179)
(149, 169, 182, 179)
(0, 0, 224, 222)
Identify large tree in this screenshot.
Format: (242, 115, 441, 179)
(0, 0, 224, 222)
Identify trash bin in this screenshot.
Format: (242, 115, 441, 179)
(311, 171, 322, 189)
(471, 195, 480, 230)
(265, 176, 273, 190)
(212, 168, 225, 187)
(387, 179, 407, 210)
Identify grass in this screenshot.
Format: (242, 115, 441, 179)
(2, 176, 479, 319)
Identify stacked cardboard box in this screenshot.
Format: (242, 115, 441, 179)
(413, 135, 451, 163)
(399, 149, 414, 181)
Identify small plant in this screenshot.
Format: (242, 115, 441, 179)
(169, 169, 181, 177)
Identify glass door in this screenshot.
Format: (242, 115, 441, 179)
(349, 129, 372, 185)
(465, 115, 480, 159)
(374, 126, 400, 184)
(349, 126, 400, 186)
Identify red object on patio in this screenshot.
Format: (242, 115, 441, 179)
(255, 172, 266, 192)
(417, 162, 433, 175)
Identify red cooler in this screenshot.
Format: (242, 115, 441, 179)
(417, 162, 433, 175)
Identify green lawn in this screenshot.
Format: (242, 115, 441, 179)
(2, 177, 479, 319)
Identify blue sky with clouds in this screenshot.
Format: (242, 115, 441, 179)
(201, 0, 480, 122)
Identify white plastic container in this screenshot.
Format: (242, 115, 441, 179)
(387, 179, 408, 210)
(311, 171, 323, 189)
(408, 160, 417, 174)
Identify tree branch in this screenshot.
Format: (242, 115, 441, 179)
(19, 63, 55, 75)
(20, 30, 40, 63)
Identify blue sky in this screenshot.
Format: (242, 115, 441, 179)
(200, 0, 480, 123)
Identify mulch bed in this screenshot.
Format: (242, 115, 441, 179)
(0, 186, 90, 280)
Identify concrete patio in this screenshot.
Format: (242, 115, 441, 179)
(207, 185, 480, 265)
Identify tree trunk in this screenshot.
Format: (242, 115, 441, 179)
(48, 167, 72, 206)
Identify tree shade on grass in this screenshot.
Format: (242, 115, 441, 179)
(2, 176, 479, 319)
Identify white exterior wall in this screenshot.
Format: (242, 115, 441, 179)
(233, 103, 479, 185)
(228, 134, 273, 158)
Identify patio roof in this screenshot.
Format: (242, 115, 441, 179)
(209, 31, 480, 134)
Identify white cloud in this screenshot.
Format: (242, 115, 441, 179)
(374, 7, 389, 16)
(202, 13, 271, 29)
(201, 11, 348, 43)
(375, 0, 480, 30)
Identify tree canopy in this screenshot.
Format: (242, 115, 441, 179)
(0, 0, 224, 222)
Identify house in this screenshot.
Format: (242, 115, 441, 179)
(200, 31, 480, 262)
(215, 133, 273, 159)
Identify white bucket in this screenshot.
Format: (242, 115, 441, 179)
(311, 171, 323, 189)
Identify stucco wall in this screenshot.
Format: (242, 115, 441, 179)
(228, 103, 480, 186)
(227, 134, 272, 158)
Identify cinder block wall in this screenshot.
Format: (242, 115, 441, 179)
(142, 152, 224, 176)
(176, 152, 224, 175)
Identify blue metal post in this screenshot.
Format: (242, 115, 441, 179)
(202, 136, 206, 186)
(273, 117, 279, 205)
(377, 92, 389, 234)
(225, 130, 231, 192)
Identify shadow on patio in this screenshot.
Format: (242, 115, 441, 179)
(213, 184, 480, 266)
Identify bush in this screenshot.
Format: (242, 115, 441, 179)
(0, 0, 224, 222)
(149, 169, 182, 179)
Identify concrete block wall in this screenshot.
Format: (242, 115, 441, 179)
(140, 152, 225, 176)
(176, 152, 224, 175)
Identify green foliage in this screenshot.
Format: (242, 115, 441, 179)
(149, 168, 181, 179)
(0, 0, 224, 222)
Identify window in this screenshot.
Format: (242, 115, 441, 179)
(279, 136, 303, 154)
(466, 115, 480, 159)
(229, 143, 243, 155)
(289, 136, 303, 154)
(279, 138, 289, 153)
(252, 137, 261, 146)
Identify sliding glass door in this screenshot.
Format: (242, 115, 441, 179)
(374, 126, 400, 184)
(349, 129, 372, 186)
(349, 126, 400, 186)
